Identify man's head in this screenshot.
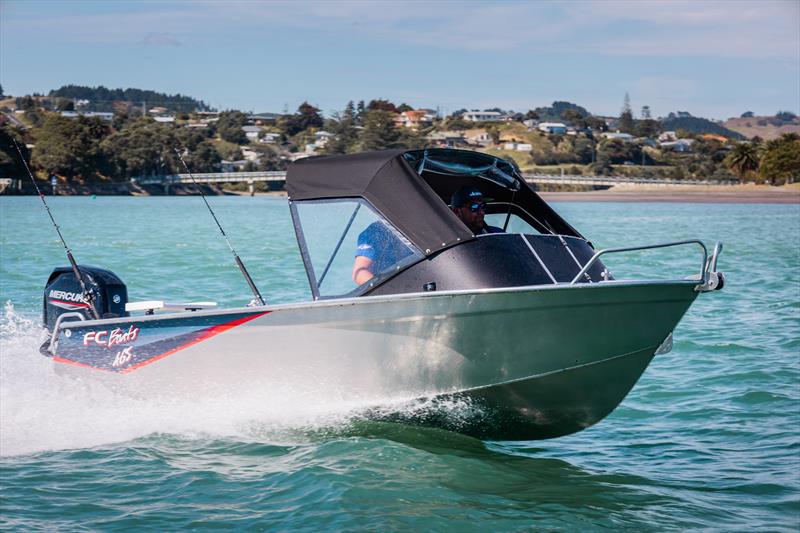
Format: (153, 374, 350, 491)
(450, 186, 488, 233)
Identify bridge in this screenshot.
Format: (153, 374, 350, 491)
(131, 171, 736, 194)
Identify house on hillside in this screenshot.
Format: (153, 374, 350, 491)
(259, 133, 281, 144)
(60, 111, 114, 121)
(221, 159, 249, 172)
(602, 132, 635, 142)
(153, 116, 175, 123)
(463, 111, 503, 122)
(658, 131, 678, 143)
(538, 122, 567, 134)
(249, 112, 280, 125)
(314, 130, 333, 147)
(503, 142, 532, 152)
(660, 139, 695, 152)
(242, 125, 261, 141)
(398, 109, 435, 129)
(426, 131, 466, 148)
(701, 133, 729, 143)
(464, 129, 491, 146)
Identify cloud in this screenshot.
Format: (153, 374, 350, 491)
(140, 32, 182, 47)
(7, 0, 797, 61)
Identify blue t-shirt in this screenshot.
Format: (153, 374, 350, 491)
(482, 224, 503, 234)
(356, 221, 414, 276)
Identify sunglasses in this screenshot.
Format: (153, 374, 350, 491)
(466, 202, 487, 212)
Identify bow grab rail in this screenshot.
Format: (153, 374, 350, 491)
(570, 239, 713, 285)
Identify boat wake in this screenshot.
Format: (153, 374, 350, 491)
(0, 303, 485, 456)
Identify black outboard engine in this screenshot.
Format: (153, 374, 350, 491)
(43, 266, 129, 331)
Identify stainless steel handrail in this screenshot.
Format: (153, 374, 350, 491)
(569, 239, 709, 285)
(47, 312, 87, 355)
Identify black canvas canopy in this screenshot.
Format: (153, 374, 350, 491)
(287, 149, 584, 256)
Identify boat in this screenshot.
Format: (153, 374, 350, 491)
(39, 148, 725, 440)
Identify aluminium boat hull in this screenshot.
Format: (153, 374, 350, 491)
(51, 280, 699, 440)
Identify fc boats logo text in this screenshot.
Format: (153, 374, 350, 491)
(83, 325, 140, 368)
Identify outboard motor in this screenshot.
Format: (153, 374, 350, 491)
(43, 266, 129, 331)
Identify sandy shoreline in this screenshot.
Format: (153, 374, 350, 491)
(538, 184, 800, 204)
(234, 184, 800, 204)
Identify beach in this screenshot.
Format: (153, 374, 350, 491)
(539, 183, 800, 204)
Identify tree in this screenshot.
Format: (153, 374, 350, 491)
(561, 109, 585, 126)
(16, 96, 35, 111)
(0, 84, 4, 98)
(367, 99, 397, 113)
(0, 125, 31, 178)
(486, 124, 501, 144)
(356, 100, 366, 125)
(322, 103, 359, 155)
(759, 133, 800, 185)
(618, 92, 635, 134)
(360, 110, 401, 150)
(741, 111, 754, 118)
(282, 102, 323, 137)
(33, 114, 110, 179)
(396, 103, 413, 113)
(725, 142, 759, 181)
(103, 117, 180, 179)
(524, 110, 539, 121)
(216, 110, 248, 144)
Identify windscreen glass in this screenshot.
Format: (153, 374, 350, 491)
(403, 149, 522, 191)
(484, 213, 541, 234)
(294, 199, 422, 297)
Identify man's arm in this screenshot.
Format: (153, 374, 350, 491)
(353, 255, 374, 285)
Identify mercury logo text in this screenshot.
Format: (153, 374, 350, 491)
(48, 290, 85, 302)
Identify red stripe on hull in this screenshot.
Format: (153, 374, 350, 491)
(121, 311, 270, 373)
(55, 311, 270, 374)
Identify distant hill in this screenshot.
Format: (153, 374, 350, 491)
(660, 113, 745, 140)
(533, 101, 590, 121)
(48, 85, 211, 113)
(723, 115, 800, 140)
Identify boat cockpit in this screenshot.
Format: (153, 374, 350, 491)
(286, 148, 610, 300)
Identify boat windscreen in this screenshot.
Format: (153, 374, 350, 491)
(403, 149, 522, 192)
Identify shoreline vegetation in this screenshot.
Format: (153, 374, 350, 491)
(2, 180, 795, 204)
(2, 85, 798, 200)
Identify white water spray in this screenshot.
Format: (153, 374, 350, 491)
(0, 303, 479, 456)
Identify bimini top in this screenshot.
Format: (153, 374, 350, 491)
(287, 148, 583, 256)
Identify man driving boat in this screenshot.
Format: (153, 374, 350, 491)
(449, 186, 503, 235)
(352, 186, 501, 285)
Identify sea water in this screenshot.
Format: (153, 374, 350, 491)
(0, 196, 798, 531)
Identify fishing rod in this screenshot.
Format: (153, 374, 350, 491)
(173, 148, 266, 306)
(12, 138, 101, 320)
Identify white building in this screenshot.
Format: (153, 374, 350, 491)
(504, 142, 532, 152)
(538, 122, 567, 134)
(602, 132, 635, 141)
(463, 111, 503, 122)
(60, 111, 114, 121)
(314, 131, 333, 147)
(242, 126, 261, 141)
(259, 133, 280, 144)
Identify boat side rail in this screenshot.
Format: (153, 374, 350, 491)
(47, 311, 87, 355)
(569, 239, 718, 287)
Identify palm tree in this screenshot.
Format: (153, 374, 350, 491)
(725, 142, 760, 181)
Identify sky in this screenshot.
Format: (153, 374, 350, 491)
(1, 0, 798, 120)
